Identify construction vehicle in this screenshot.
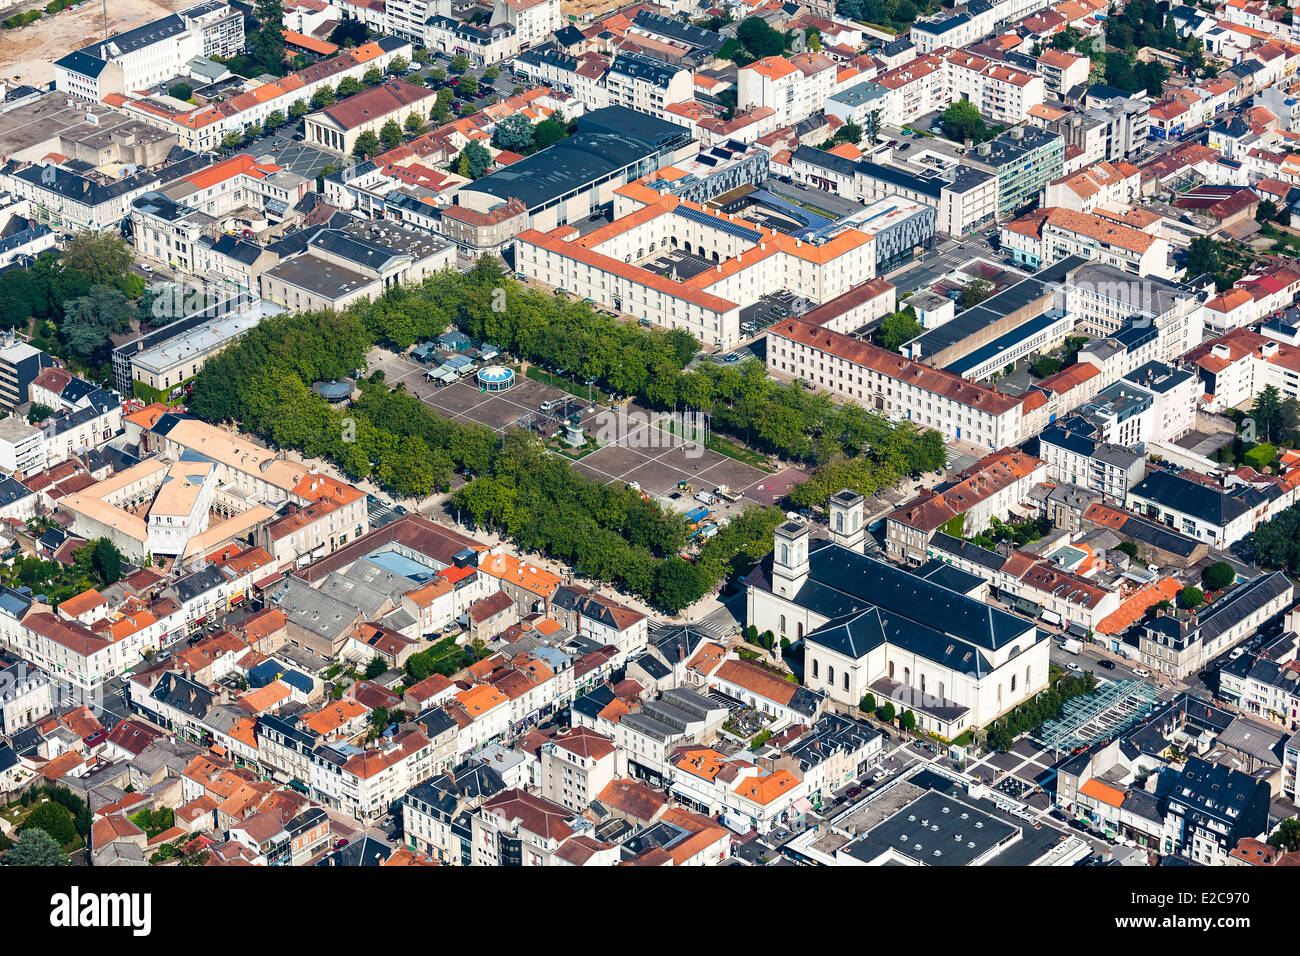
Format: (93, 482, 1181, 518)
(677, 480, 694, 494)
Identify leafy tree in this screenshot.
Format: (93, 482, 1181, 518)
(1185, 236, 1221, 278)
(1115, 540, 1139, 560)
(168, 82, 193, 101)
(876, 307, 921, 352)
(329, 19, 368, 48)
(353, 130, 382, 158)
(91, 538, 122, 586)
(3, 828, 69, 866)
(494, 112, 535, 152)
(388, 55, 409, 75)
(1178, 586, 1204, 609)
(1250, 386, 1285, 445)
(960, 277, 993, 310)
(428, 66, 447, 84)
(365, 656, 388, 680)
(310, 85, 336, 108)
(1269, 818, 1300, 853)
(337, 76, 363, 97)
(484, 64, 499, 80)
(26, 403, 53, 425)
(735, 16, 785, 59)
(1031, 356, 1061, 377)
(264, 109, 286, 130)
(880, 701, 897, 723)
(456, 140, 492, 179)
(460, 73, 479, 96)
(1202, 562, 1235, 592)
(860, 693, 876, 713)
(249, 0, 286, 75)
(404, 112, 425, 135)
(60, 232, 133, 291)
(940, 98, 987, 143)
(60, 286, 134, 362)
(533, 117, 567, 150)
(379, 118, 404, 150)
(24, 802, 76, 846)
(833, 120, 863, 146)
(899, 709, 916, 731)
(449, 53, 469, 74)
(289, 98, 310, 117)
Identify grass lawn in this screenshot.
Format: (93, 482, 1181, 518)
(525, 366, 611, 403)
(656, 419, 772, 471)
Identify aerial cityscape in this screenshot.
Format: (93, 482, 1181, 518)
(0, 0, 1293, 888)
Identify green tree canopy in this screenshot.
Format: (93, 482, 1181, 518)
(1202, 562, 1235, 592)
(4, 828, 69, 866)
(249, 0, 286, 75)
(23, 802, 76, 846)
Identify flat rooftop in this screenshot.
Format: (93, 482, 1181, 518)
(132, 299, 284, 376)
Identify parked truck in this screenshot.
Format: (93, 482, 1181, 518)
(685, 506, 709, 525)
(1060, 638, 1082, 655)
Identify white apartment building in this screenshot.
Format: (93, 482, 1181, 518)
(54, 2, 244, 101)
(764, 318, 1028, 451)
(491, 0, 561, 50)
(605, 52, 694, 119)
(737, 52, 837, 128)
(1043, 160, 1143, 213)
(944, 50, 1045, 125)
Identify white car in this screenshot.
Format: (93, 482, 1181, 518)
(1066, 661, 1082, 673)
(1133, 667, 1151, 678)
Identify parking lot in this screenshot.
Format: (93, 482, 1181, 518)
(371, 352, 773, 506)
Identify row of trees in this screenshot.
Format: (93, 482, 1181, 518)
(454, 259, 944, 466)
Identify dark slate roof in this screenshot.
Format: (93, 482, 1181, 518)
(172, 564, 230, 604)
(912, 558, 985, 595)
(572, 686, 615, 723)
(554, 24, 585, 47)
(806, 606, 993, 676)
(150, 672, 214, 718)
(1127, 470, 1250, 526)
(54, 49, 110, 78)
(630, 652, 671, 681)
(415, 706, 457, 738)
(317, 835, 391, 866)
(793, 144, 858, 178)
(1198, 572, 1292, 644)
(927, 533, 1006, 572)
(782, 540, 1031, 652)
(1171, 756, 1269, 829)
(783, 713, 879, 771)
(454, 758, 506, 799)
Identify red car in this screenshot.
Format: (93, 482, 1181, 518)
(334, 838, 348, 849)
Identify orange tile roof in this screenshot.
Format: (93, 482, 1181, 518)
(735, 769, 800, 806)
(1097, 578, 1180, 638)
(1079, 777, 1126, 808)
(301, 698, 367, 736)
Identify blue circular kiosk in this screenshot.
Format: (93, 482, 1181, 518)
(312, 379, 354, 403)
(477, 365, 515, 392)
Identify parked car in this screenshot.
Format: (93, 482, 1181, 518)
(1066, 661, 1082, 673)
(1097, 659, 1116, 670)
(1133, 667, 1151, 678)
